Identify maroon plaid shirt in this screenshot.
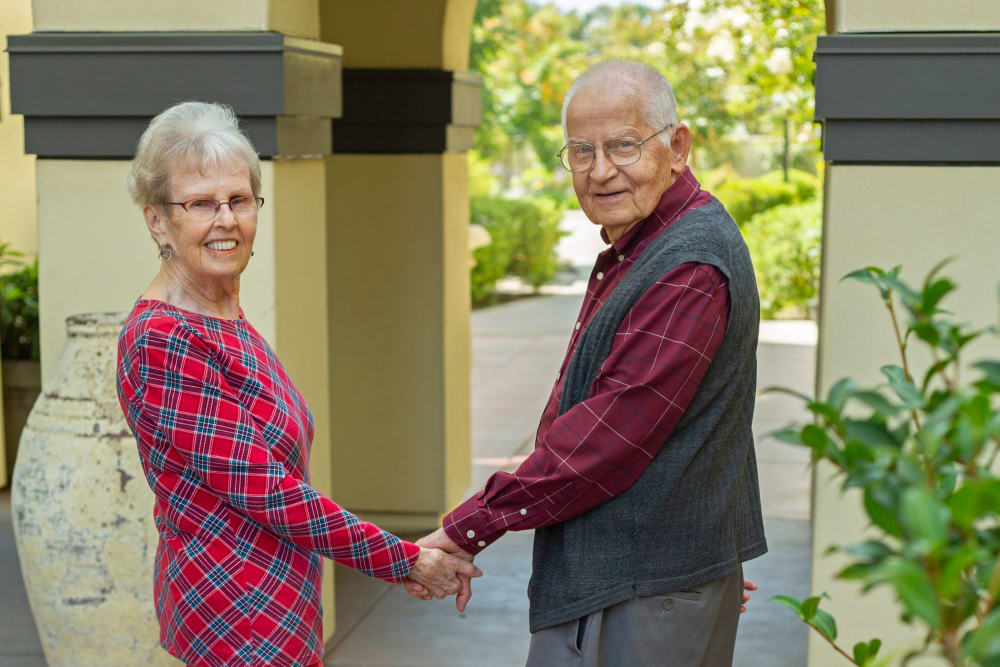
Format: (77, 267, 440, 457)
(117, 300, 419, 667)
(444, 168, 729, 554)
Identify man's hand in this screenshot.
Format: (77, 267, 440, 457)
(741, 578, 758, 613)
(403, 527, 478, 611)
(405, 547, 481, 602)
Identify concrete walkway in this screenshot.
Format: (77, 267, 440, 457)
(0, 293, 817, 667)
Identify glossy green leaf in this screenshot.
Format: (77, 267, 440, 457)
(881, 365, 924, 408)
(867, 639, 881, 659)
(853, 642, 869, 665)
(864, 488, 904, 538)
(771, 427, 804, 446)
(827, 378, 858, 413)
(885, 561, 942, 628)
(769, 594, 804, 618)
(800, 596, 820, 620)
(900, 487, 949, 547)
(844, 419, 900, 449)
(853, 391, 903, 416)
(948, 480, 1000, 527)
(975, 361, 1000, 386)
(810, 607, 838, 641)
(962, 608, 1000, 662)
(801, 424, 838, 460)
(845, 540, 894, 562)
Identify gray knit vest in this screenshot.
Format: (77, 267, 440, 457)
(528, 198, 767, 633)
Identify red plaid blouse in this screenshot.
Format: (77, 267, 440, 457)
(116, 300, 419, 667)
(444, 168, 729, 553)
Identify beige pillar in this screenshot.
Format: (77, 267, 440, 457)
(320, 0, 477, 532)
(813, 3, 1000, 664)
(18, 0, 339, 640)
(0, 0, 36, 488)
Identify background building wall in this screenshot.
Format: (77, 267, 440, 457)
(832, 0, 1000, 32)
(0, 0, 35, 258)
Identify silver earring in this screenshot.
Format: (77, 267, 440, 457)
(158, 246, 174, 260)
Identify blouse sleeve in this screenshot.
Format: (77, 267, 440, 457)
(121, 319, 419, 583)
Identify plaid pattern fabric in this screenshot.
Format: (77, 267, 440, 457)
(117, 301, 419, 667)
(444, 168, 729, 553)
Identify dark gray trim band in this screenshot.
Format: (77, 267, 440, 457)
(332, 68, 481, 154)
(7, 31, 341, 158)
(814, 32, 1000, 164)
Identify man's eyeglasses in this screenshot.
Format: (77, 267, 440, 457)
(168, 196, 265, 222)
(557, 125, 674, 173)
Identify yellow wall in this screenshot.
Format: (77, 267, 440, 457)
(811, 165, 1000, 665)
(325, 153, 471, 532)
(830, 0, 1000, 32)
(0, 0, 36, 257)
(320, 0, 473, 69)
(30, 0, 320, 37)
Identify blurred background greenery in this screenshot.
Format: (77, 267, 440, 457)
(467, 0, 825, 316)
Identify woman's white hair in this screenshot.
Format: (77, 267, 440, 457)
(127, 101, 261, 211)
(561, 60, 678, 145)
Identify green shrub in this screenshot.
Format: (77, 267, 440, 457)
(715, 169, 820, 226)
(771, 264, 1000, 666)
(470, 195, 564, 305)
(742, 198, 822, 319)
(0, 243, 39, 360)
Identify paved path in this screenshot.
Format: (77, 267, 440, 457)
(0, 293, 817, 667)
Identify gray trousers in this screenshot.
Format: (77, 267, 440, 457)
(525, 565, 743, 667)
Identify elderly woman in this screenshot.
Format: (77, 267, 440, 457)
(115, 101, 479, 667)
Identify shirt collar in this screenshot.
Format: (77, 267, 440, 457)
(598, 166, 703, 255)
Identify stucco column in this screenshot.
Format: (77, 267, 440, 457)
(0, 0, 35, 488)
(812, 3, 1000, 664)
(8, 0, 341, 640)
(320, 0, 478, 532)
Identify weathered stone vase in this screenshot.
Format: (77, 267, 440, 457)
(11, 313, 180, 666)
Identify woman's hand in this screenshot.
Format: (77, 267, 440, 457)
(406, 547, 482, 601)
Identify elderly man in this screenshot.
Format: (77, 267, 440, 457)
(420, 60, 767, 666)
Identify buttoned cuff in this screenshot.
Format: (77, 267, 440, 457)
(442, 497, 506, 556)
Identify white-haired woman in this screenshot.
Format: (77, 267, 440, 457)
(115, 101, 479, 667)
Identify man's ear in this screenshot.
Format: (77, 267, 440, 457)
(669, 124, 692, 175)
(144, 205, 167, 246)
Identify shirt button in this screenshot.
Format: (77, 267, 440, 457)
(520, 508, 527, 515)
(466, 530, 475, 539)
(596, 272, 604, 280)
(618, 254, 625, 262)
(575, 322, 581, 330)
(477, 540, 486, 547)
(663, 598, 674, 610)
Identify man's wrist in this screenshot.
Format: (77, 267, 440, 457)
(443, 500, 502, 555)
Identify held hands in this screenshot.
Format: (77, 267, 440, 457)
(406, 546, 482, 607)
(403, 527, 478, 612)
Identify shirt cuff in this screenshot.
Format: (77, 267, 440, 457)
(443, 496, 506, 556)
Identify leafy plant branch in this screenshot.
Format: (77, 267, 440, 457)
(769, 261, 1000, 666)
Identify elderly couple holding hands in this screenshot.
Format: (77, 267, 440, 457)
(116, 59, 765, 667)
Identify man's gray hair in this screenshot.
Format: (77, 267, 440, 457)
(561, 60, 678, 145)
(127, 101, 262, 211)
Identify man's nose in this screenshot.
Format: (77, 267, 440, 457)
(590, 148, 618, 181)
